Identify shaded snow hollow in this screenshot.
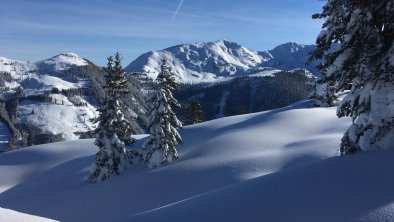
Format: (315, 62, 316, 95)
(1, 100, 393, 222)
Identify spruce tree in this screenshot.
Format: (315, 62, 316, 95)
(184, 100, 205, 125)
(309, 74, 337, 107)
(143, 59, 183, 168)
(310, 0, 394, 154)
(88, 52, 135, 182)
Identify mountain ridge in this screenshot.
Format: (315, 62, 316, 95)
(125, 40, 319, 83)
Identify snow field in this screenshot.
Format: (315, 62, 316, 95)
(2, 100, 383, 222)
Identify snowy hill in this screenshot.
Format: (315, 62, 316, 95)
(2, 100, 391, 222)
(0, 54, 93, 140)
(0, 54, 148, 150)
(125, 40, 318, 83)
(0, 53, 88, 89)
(35, 53, 88, 73)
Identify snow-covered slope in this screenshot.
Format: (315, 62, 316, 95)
(131, 148, 394, 222)
(0, 57, 36, 77)
(18, 95, 98, 140)
(125, 40, 318, 83)
(0, 207, 56, 222)
(0, 54, 97, 141)
(6, 100, 394, 222)
(0, 57, 36, 88)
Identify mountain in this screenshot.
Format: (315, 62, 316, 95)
(3, 100, 391, 222)
(0, 53, 88, 88)
(0, 54, 148, 151)
(36, 53, 89, 73)
(125, 40, 319, 83)
(125, 40, 266, 83)
(259, 42, 319, 74)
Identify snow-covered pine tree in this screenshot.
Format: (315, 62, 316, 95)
(309, 72, 337, 107)
(184, 100, 205, 125)
(310, 0, 394, 154)
(143, 59, 183, 168)
(88, 52, 135, 182)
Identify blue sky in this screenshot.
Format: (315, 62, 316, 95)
(0, 0, 325, 66)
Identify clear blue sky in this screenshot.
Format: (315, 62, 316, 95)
(0, 0, 325, 66)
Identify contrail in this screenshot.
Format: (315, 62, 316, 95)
(171, 0, 184, 21)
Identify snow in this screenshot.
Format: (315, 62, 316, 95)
(0, 53, 95, 144)
(11, 99, 394, 222)
(0, 57, 36, 77)
(1, 98, 393, 221)
(339, 83, 394, 151)
(248, 69, 281, 77)
(0, 208, 57, 222)
(18, 94, 98, 140)
(21, 75, 87, 91)
(0, 53, 88, 84)
(130, 148, 394, 222)
(0, 139, 95, 193)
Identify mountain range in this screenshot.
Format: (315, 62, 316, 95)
(125, 40, 319, 83)
(0, 40, 318, 150)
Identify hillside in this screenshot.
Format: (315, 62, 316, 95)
(174, 69, 314, 121)
(7, 100, 394, 222)
(125, 40, 318, 83)
(0, 54, 148, 151)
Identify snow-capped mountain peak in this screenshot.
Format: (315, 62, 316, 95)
(268, 42, 307, 57)
(0, 53, 88, 78)
(125, 39, 264, 83)
(36, 52, 88, 72)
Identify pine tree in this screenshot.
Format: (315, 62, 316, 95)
(184, 100, 205, 125)
(310, 0, 394, 154)
(88, 52, 135, 182)
(143, 59, 183, 168)
(309, 74, 337, 107)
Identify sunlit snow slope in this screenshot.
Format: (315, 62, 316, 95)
(1, 100, 392, 222)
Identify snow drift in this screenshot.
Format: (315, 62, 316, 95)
(1, 100, 393, 222)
